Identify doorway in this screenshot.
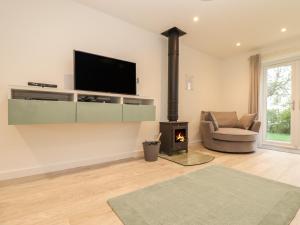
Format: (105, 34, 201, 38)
(262, 59, 300, 149)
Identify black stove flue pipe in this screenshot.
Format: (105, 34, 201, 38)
(162, 27, 186, 122)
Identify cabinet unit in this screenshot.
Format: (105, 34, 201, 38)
(122, 105, 156, 122)
(77, 102, 122, 123)
(8, 99, 76, 125)
(8, 86, 156, 125)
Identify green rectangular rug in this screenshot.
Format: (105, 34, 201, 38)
(108, 165, 300, 225)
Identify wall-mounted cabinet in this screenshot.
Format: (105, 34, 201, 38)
(77, 102, 122, 123)
(122, 97, 155, 122)
(8, 86, 156, 125)
(123, 105, 156, 122)
(8, 99, 76, 125)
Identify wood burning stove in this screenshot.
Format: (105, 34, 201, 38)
(160, 122, 188, 155)
(160, 27, 188, 156)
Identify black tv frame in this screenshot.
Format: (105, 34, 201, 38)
(73, 50, 137, 95)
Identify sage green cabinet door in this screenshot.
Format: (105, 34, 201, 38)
(122, 105, 156, 122)
(76, 102, 122, 123)
(8, 99, 76, 125)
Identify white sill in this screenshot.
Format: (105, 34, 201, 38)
(260, 143, 300, 154)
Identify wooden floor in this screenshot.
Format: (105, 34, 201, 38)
(1, 144, 300, 225)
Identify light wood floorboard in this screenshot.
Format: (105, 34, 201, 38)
(0, 144, 300, 225)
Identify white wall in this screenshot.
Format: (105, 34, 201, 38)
(178, 46, 221, 142)
(219, 53, 252, 116)
(219, 38, 300, 117)
(0, 0, 221, 180)
(160, 45, 221, 143)
(0, 0, 164, 180)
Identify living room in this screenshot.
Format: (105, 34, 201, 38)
(1, 0, 300, 224)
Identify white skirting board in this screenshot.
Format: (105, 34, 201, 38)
(0, 150, 143, 181)
(0, 140, 202, 181)
(189, 139, 202, 144)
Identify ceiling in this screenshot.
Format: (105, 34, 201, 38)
(75, 0, 300, 58)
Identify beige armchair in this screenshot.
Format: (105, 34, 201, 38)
(200, 111, 261, 153)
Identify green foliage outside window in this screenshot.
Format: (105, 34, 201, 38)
(267, 108, 290, 134)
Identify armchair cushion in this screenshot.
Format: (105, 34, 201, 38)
(211, 111, 239, 128)
(250, 120, 261, 132)
(237, 113, 257, 130)
(213, 128, 258, 142)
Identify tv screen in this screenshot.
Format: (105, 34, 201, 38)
(74, 50, 136, 95)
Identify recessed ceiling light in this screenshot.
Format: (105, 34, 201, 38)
(236, 42, 241, 47)
(281, 28, 287, 33)
(193, 17, 199, 22)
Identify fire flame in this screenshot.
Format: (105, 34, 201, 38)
(176, 132, 185, 142)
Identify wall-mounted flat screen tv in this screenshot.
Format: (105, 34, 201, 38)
(74, 50, 136, 95)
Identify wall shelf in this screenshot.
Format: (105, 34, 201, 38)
(8, 85, 156, 125)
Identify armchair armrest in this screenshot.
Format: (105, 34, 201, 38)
(250, 120, 261, 133)
(200, 121, 214, 140)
